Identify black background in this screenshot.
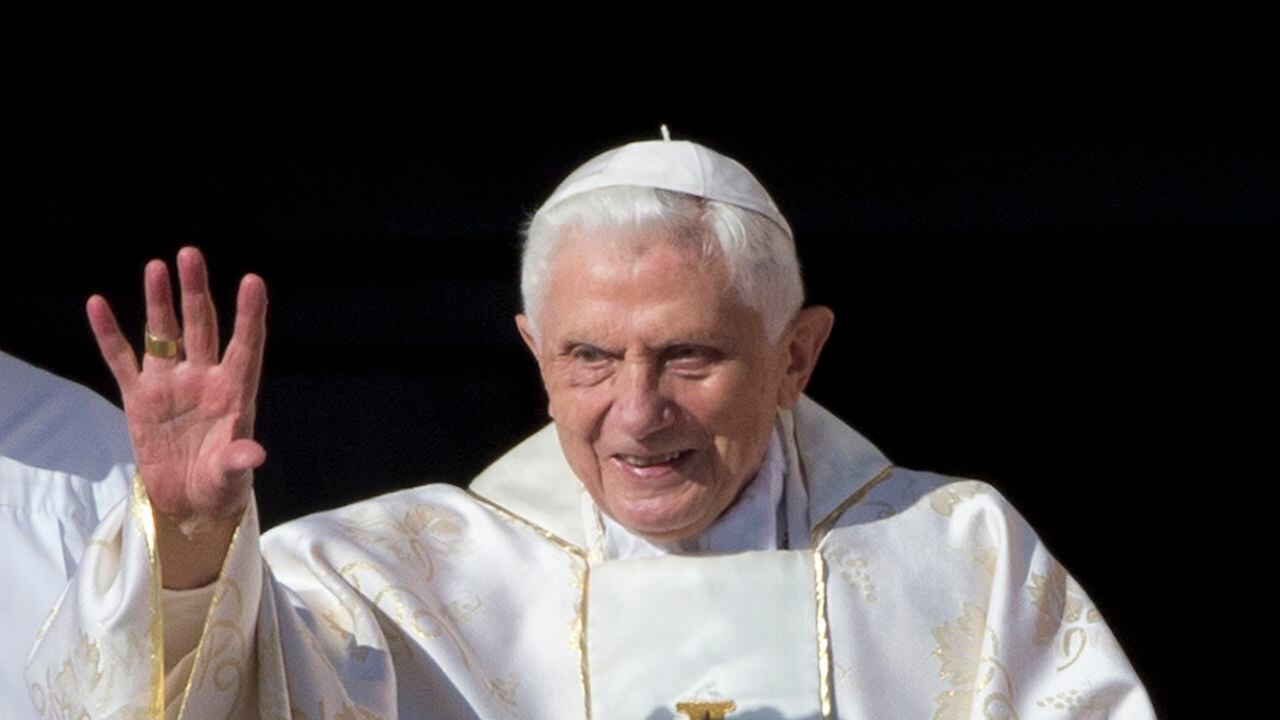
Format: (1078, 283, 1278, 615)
(2, 107, 1273, 717)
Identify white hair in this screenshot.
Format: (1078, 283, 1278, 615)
(520, 185, 804, 345)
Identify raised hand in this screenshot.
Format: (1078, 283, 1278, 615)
(87, 247, 267, 587)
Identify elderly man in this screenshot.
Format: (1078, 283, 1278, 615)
(27, 139, 1154, 719)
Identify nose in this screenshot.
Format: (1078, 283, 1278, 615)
(611, 360, 676, 439)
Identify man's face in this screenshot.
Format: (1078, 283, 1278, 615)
(518, 224, 800, 542)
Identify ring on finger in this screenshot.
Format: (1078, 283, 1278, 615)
(144, 326, 183, 359)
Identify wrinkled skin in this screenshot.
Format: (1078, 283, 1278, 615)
(88, 247, 267, 587)
(517, 226, 833, 542)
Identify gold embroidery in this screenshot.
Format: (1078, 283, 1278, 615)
(1034, 687, 1105, 717)
(865, 500, 898, 520)
(810, 465, 896, 547)
(465, 490, 587, 559)
(813, 549, 834, 719)
(972, 545, 998, 579)
(487, 671, 520, 710)
(827, 545, 876, 603)
(338, 502, 468, 579)
(340, 560, 478, 673)
(447, 593, 483, 623)
(30, 609, 153, 717)
(928, 481, 983, 517)
(676, 700, 737, 719)
(175, 517, 248, 720)
(1026, 561, 1111, 671)
(129, 472, 165, 719)
(931, 602, 1019, 720)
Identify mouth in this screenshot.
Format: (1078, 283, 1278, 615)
(611, 449, 695, 478)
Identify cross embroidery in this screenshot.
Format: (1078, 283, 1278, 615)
(675, 700, 737, 720)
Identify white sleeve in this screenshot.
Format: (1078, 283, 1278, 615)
(24, 474, 412, 720)
(956, 483, 1157, 719)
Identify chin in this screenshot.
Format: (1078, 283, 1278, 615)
(610, 502, 712, 543)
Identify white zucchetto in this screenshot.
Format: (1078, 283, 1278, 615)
(536, 139, 793, 238)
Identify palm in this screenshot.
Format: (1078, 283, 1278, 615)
(127, 365, 255, 516)
(89, 247, 267, 522)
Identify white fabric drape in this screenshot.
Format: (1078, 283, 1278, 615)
(27, 396, 1155, 719)
(0, 351, 133, 719)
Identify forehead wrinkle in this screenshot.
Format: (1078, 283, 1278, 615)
(541, 225, 761, 353)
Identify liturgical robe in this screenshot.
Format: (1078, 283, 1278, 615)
(0, 351, 133, 718)
(25, 396, 1156, 719)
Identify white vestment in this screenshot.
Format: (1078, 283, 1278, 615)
(26, 396, 1155, 719)
(0, 351, 133, 718)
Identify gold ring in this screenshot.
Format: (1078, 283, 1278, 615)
(144, 326, 182, 359)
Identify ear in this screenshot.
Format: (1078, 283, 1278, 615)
(776, 306, 835, 410)
(517, 314, 557, 419)
(515, 314, 541, 365)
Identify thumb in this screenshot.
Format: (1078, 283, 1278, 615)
(219, 439, 267, 475)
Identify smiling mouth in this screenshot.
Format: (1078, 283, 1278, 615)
(611, 445, 696, 474)
(614, 450, 694, 469)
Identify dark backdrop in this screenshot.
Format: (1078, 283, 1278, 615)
(3, 119, 1273, 717)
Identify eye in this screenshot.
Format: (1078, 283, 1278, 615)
(563, 344, 615, 386)
(664, 344, 720, 369)
(571, 345, 608, 364)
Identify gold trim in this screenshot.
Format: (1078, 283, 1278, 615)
(465, 490, 587, 560)
(467, 490, 592, 719)
(579, 563, 593, 720)
(129, 472, 166, 719)
(813, 548, 833, 719)
(806, 464, 895, 719)
(809, 465, 896, 547)
(175, 505, 247, 719)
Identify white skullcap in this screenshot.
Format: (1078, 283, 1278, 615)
(536, 139, 793, 238)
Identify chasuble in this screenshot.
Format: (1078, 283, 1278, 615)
(25, 396, 1155, 719)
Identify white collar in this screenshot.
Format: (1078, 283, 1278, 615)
(468, 395, 893, 553)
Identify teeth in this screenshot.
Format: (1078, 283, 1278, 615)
(621, 451, 682, 467)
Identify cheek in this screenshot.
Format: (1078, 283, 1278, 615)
(700, 370, 780, 461)
(548, 386, 609, 448)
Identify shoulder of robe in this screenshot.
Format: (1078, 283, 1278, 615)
(0, 351, 134, 519)
(788, 395, 1041, 555)
(0, 350, 134, 465)
(822, 463, 1042, 554)
(258, 482, 564, 568)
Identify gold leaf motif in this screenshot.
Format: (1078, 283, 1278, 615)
(932, 602, 1020, 720)
(933, 602, 988, 687)
(1026, 563, 1072, 645)
(928, 481, 983, 517)
(972, 546, 999, 578)
(488, 671, 520, 709)
(338, 502, 468, 578)
(447, 593, 483, 623)
(1026, 560, 1112, 670)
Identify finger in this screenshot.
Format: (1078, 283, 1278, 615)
(218, 438, 267, 474)
(177, 246, 219, 365)
(143, 259, 183, 369)
(86, 295, 139, 390)
(222, 273, 268, 395)
(197, 439, 264, 518)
